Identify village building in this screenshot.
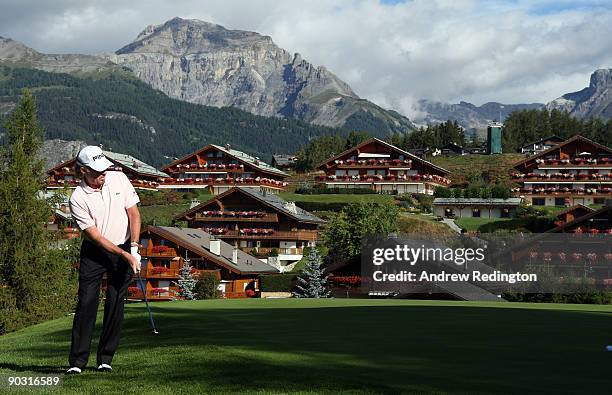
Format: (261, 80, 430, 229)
(271, 154, 298, 171)
(159, 144, 288, 195)
(46, 150, 169, 191)
(520, 135, 565, 156)
(512, 135, 612, 207)
(553, 204, 595, 226)
(174, 187, 325, 271)
(126, 226, 279, 301)
(433, 198, 522, 219)
(315, 138, 451, 194)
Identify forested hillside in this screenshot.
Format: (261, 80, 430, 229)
(0, 65, 388, 167)
(502, 108, 612, 152)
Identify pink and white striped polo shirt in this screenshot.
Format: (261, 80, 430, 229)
(69, 171, 140, 245)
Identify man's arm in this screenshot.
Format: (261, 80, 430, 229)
(83, 226, 140, 273)
(126, 204, 141, 245)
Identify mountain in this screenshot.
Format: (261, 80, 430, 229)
(413, 100, 544, 135)
(546, 69, 612, 121)
(0, 36, 118, 74)
(38, 139, 87, 170)
(0, 64, 355, 168)
(103, 17, 414, 133)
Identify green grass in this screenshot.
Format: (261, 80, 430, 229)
(279, 193, 393, 204)
(455, 217, 516, 232)
(431, 153, 523, 185)
(0, 299, 610, 394)
(140, 203, 190, 227)
(398, 213, 455, 236)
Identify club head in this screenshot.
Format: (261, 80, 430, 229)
(153, 329, 159, 335)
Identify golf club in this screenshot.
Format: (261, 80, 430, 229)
(136, 271, 159, 335)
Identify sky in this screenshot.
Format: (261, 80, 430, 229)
(1, 0, 611, 118)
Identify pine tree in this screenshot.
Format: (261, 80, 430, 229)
(177, 256, 197, 300)
(0, 89, 50, 304)
(293, 248, 331, 298)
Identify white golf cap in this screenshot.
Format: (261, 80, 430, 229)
(76, 146, 113, 172)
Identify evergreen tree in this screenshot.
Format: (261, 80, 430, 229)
(177, 256, 197, 300)
(293, 248, 331, 298)
(0, 90, 77, 332)
(0, 89, 50, 304)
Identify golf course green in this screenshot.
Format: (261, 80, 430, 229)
(0, 299, 610, 394)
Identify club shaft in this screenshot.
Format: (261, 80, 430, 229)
(137, 272, 158, 332)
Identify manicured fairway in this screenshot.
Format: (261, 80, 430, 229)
(0, 299, 610, 394)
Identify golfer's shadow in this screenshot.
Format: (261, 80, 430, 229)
(0, 362, 65, 374)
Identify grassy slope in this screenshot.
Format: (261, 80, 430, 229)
(0, 299, 610, 394)
(431, 153, 524, 185)
(398, 213, 455, 236)
(140, 203, 190, 227)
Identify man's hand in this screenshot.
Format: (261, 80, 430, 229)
(122, 251, 141, 274)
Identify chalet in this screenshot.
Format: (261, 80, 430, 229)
(520, 135, 565, 156)
(511, 135, 612, 207)
(554, 204, 595, 226)
(271, 154, 298, 170)
(174, 187, 325, 270)
(546, 204, 612, 235)
(316, 138, 451, 194)
(440, 143, 465, 156)
(159, 144, 288, 195)
(46, 202, 79, 239)
(433, 198, 522, 219)
(128, 226, 279, 301)
(46, 151, 169, 191)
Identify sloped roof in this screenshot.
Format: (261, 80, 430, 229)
(103, 151, 169, 178)
(520, 135, 564, 148)
(47, 150, 168, 179)
(546, 205, 612, 234)
(316, 137, 450, 175)
(272, 154, 297, 166)
(514, 135, 612, 169)
(554, 204, 595, 219)
(161, 144, 288, 178)
(148, 226, 279, 274)
(175, 186, 325, 224)
(433, 198, 522, 206)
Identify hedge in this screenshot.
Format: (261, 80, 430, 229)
(259, 274, 297, 292)
(295, 187, 376, 195)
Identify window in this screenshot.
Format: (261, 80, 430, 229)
(555, 198, 565, 206)
(594, 198, 605, 204)
(532, 198, 545, 206)
(501, 208, 510, 218)
(472, 208, 481, 218)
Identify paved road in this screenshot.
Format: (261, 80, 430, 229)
(441, 218, 463, 234)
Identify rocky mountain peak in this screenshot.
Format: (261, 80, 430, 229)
(546, 68, 612, 121)
(117, 17, 273, 56)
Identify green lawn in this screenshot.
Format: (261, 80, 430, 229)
(0, 299, 610, 394)
(279, 193, 393, 204)
(455, 217, 516, 232)
(140, 203, 190, 227)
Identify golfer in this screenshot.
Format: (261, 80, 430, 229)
(66, 146, 141, 374)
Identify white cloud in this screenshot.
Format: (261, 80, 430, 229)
(1, 0, 611, 113)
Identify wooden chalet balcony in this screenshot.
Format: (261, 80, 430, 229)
(160, 177, 287, 188)
(46, 179, 79, 188)
(140, 247, 178, 258)
(243, 247, 305, 256)
(332, 159, 412, 168)
(316, 174, 451, 185)
(214, 229, 318, 241)
(534, 158, 612, 166)
(194, 212, 279, 222)
(513, 173, 612, 182)
(141, 267, 181, 278)
(514, 188, 612, 196)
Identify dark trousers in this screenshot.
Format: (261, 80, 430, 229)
(69, 239, 133, 369)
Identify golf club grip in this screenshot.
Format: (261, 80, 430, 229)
(136, 272, 157, 331)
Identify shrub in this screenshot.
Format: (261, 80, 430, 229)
(259, 274, 297, 292)
(194, 272, 220, 299)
